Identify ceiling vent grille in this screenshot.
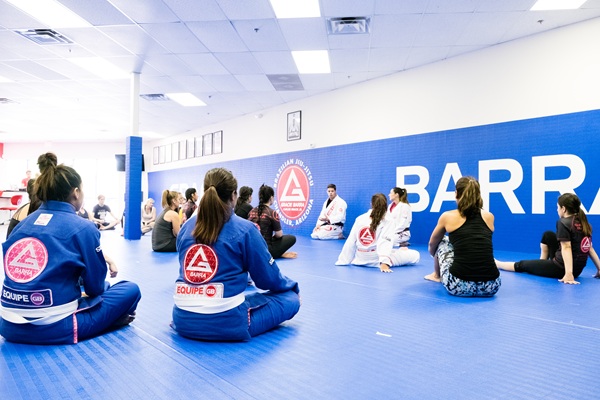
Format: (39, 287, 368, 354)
(14, 29, 73, 45)
(0, 98, 16, 104)
(140, 94, 170, 101)
(267, 74, 304, 91)
(327, 17, 370, 35)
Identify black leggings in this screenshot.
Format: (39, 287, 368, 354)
(268, 235, 296, 259)
(514, 231, 569, 278)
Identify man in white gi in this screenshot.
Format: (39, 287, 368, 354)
(311, 184, 347, 240)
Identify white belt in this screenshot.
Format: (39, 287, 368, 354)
(1, 299, 78, 326)
(174, 292, 245, 315)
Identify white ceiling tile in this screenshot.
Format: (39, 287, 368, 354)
(0, 2, 47, 30)
(55, 28, 132, 57)
(170, 75, 215, 92)
(278, 18, 328, 50)
(162, 0, 227, 22)
(214, 53, 263, 74)
(412, 13, 473, 47)
(98, 25, 169, 55)
(4, 60, 68, 80)
(141, 22, 209, 54)
(233, 19, 288, 51)
(215, 0, 276, 20)
(321, 0, 376, 17)
(56, 0, 133, 26)
(299, 74, 334, 91)
(144, 54, 196, 75)
(186, 21, 248, 52)
(253, 51, 297, 74)
(370, 14, 422, 47)
(178, 53, 229, 74)
(235, 74, 274, 91)
(106, 0, 179, 23)
(202, 74, 245, 92)
(374, 0, 430, 14)
(329, 49, 370, 72)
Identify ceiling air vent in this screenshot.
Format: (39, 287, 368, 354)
(267, 74, 304, 91)
(14, 29, 73, 45)
(140, 94, 170, 101)
(327, 17, 370, 35)
(0, 98, 16, 104)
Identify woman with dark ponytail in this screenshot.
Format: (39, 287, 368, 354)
(234, 186, 253, 219)
(386, 187, 412, 245)
(1, 152, 141, 345)
(336, 193, 420, 270)
(172, 168, 300, 341)
(425, 176, 501, 296)
(248, 184, 297, 259)
(496, 193, 600, 284)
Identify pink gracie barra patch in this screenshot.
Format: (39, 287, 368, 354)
(4, 238, 49, 283)
(183, 244, 218, 284)
(358, 227, 376, 246)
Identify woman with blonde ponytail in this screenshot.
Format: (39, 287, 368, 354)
(425, 176, 501, 296)
(496, 193, 600, 284)
(151, 189, 180, 252)
(172, 168, 300, 341)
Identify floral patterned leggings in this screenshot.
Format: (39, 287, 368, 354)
(437, 237, 501, 297)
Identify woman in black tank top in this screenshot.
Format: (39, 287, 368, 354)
(424, 176, 501, 297)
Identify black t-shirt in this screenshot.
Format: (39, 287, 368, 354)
(554, 216, 590, 276)
(449, 211, 499, 282)
(248, 205, 281, 245)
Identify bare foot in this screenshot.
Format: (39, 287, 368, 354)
(282, 252, 298, 259)
(424, 272, 441, 282)
(379, 263, 393, 273)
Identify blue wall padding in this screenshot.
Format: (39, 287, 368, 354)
(148, 110, 600, 253)
(124, 136, 143, 240)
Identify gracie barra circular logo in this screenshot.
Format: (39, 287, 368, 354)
(5, 238, 49, 283)
(274, 158, 314, 227)
(183, 244, 218, 284)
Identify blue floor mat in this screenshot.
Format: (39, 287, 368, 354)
(2, 229, 600, 399)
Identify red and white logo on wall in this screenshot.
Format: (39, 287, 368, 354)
(274, 158, 314, 226)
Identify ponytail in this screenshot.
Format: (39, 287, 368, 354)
(455, 176, 483, 217)
(33, 152, 81, 203)
(369, 193, 387, 233)
(193, 168, 237, 245)
(558, 193, 592, 236)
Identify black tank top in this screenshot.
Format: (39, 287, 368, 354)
(449, 211, 499, 281)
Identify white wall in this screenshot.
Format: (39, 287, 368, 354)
(145, 17, 600, 172)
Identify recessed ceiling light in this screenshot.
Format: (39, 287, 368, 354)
(68, 57, 129, 79)
(292, 50, 331, 74)
(5, 0, 91, 28)
(166, 93, 206, 107)
(269, 0, 320, 18)
(531, 0, 587, 10)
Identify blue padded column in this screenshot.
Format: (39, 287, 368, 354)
(124, 136, 142, 240)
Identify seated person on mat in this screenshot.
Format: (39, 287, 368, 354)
(0, 152, 141, 345)
(92, 194, 120, 230)
(496, 193, 600, 284)
(248, 184, 297, 259)
(152, 190, 181, 252)
(425, 176, 501, 297)
(311, 183, 347, 240)
(172, 168, 300, 341)
(336, 193, 419, 272)
(234, 186, 253, 220)
(141, 198, 156, 234)
(385, 187, 412, 247)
